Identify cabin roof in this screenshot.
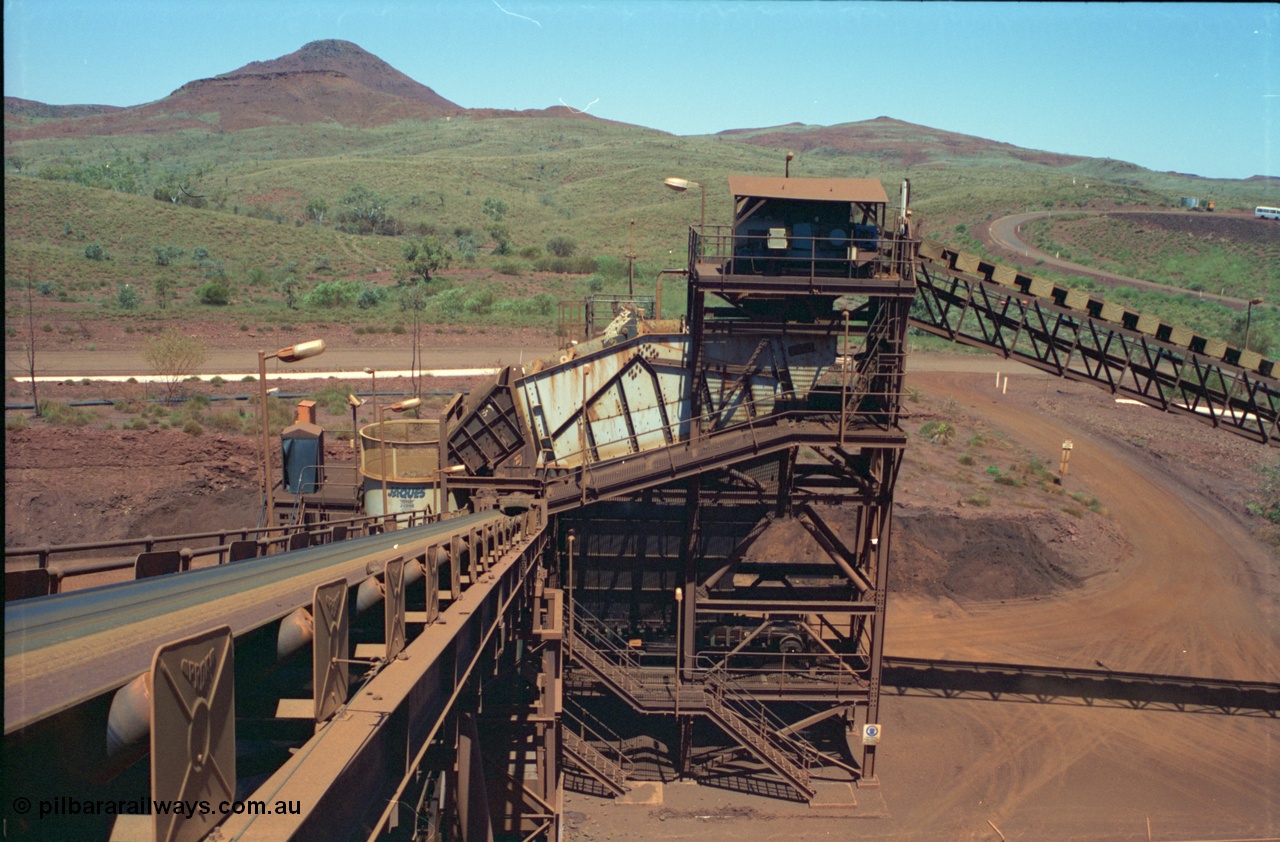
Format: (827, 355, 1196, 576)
(727, 175, 888, 204)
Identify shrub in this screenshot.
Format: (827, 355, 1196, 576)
(464, 289, 496, 315)
(546, 236, 576, 257)
(304, 280, 360, 308)
(6, 416, 28, 432)
(356, 286, 385, 310)
(1246, 461, 1280, 523)
(919, 420, 956, 444)
(494, 259, 526, 276)
(181, 420, 204, 436)
(144, 331, 207, 403)
(192, 246, 210, 262)
(115, 284, 142, 310)
(84, 242, 108, 260)
(207, 411, 245, 433)
(310, 383, 360, 415)
(197, 282, 231, 306)
(153, 244, 184, 266)
(38, 400, 93, 426)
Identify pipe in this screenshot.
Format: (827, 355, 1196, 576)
(277, 607, 315, 661)
(106, 672, 152, 756)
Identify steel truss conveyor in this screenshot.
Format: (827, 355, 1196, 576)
(911, 239, 1280, 446)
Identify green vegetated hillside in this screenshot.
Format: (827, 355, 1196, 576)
(5, 113, 1278, 344)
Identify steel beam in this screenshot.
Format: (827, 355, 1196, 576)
(216, 525, 549, 841)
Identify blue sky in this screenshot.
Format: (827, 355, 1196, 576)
(4, 1, 1277, 180)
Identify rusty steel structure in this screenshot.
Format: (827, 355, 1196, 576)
(5, 174, 1280, 842)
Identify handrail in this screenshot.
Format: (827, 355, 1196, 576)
(563, 696, 636, 775)
(7, 504, 411, 565)
(543, 376, 904, 476)
(10, 507, 440, 593)
(691, 226, 919, 283)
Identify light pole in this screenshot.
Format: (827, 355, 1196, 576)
(363, 368, 379, 518)
(375, 397, 421, 529)
(1244, 297, 1265, 352)
(258, 339, 325, 533)
(663, 177, 705, 233)
(674, 587, 683, 722)
(346, 393, 364, 452)
(566, 530, 576, 658)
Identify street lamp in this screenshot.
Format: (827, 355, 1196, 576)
(346, 393, 364, 452)
(674, 586, 683, 723)
(663, 177, 705, 232)
(375, 396, 421, 528)
(566, 530, 576, 659)
(258, 339, 325, 534)
(1244, 297, 1265, 352)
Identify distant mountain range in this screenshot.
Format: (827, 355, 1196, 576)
(2, 39, 1267, 182)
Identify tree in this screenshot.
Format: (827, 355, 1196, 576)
(306, 197, 328, 224)
(403, 236, 453, 282)
(397, 281, 430, 394)
(144, 331, 207, 404)
(336, 184, 400, 235)
(488, 224, 513, 256)
(21, 278, 40, 416)
(153, 276, 173, 309)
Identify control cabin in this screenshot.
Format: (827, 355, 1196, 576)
(691, 175, 912, 295)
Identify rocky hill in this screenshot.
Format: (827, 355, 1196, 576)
(715, 116, 1088, 169)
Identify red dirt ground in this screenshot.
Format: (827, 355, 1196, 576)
(4, 347, 1278, 839)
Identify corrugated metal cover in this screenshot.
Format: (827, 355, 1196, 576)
(728, 175, 888, 204)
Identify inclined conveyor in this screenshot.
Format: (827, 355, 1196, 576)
(4, 509, 502, 734)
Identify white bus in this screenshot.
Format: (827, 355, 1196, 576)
(1256, 206, 1280, 220)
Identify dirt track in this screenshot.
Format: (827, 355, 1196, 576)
(984, 210, 1253, 310)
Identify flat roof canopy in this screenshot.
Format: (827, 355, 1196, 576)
(727, 175, 888, 204)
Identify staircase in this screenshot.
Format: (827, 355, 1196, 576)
(561, 729, 630, 796)
(564, 603, 822, 802)
(561, 696, 634, 796)
(694, 670, 816, 801)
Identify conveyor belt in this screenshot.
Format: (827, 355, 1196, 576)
(4, 510, 500, 734)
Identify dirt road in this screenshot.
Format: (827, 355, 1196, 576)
(985, 210, 1248, 309)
